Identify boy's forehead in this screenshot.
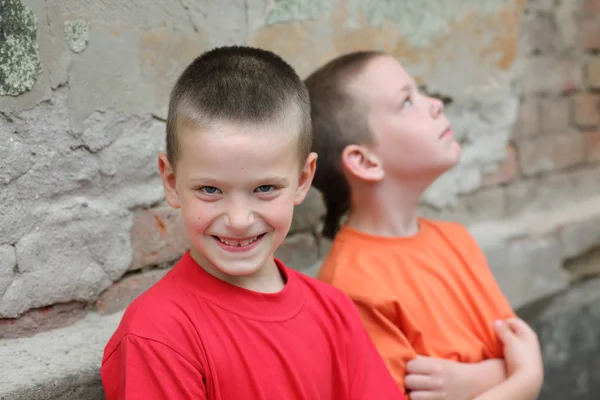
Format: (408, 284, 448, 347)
(355, 57, 414, 96)
(176, 120, 301, 166)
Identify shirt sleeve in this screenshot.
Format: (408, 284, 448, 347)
(101, 334, 206, 400)
(344, 298, 409, 400)
(352, 296, 417, 394)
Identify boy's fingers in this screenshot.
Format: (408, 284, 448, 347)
(406, 356, 436, 374)
(405, 374, 442, 391)
(493, 319, 515, 344)
(410, 390, 444, 400)
(505, 318, 533, 337)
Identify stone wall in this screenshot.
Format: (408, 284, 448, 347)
(0, 0, 528, 337)
(0, 0, 599, 343)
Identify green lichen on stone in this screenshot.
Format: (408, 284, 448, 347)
(64, 20, 89, 53)
(265, 0, 334, 26)
(0, 0, 42, 96)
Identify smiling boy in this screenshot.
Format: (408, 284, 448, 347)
(100, 46, 404, 400)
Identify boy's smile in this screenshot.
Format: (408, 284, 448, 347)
(159, 121, 316, 292)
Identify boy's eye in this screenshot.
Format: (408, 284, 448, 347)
(255, 185, 275, 193)
(402, 98, 413, 109)
(200, 186, 221, 194)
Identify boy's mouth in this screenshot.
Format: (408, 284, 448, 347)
(439, 127, 453, 139)
(213, 233, 266, 248)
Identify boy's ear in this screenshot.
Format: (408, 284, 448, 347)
(341, 144, 384, 182)
(294, 152, 318, 206)
(158, 153, 181, 209)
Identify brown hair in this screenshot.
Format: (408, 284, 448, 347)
(166, 46, 311, 170)
(305, 51, 383, 239)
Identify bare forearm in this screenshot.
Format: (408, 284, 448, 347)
(472, 372, 541, 400)
(467, 358, 507, 398)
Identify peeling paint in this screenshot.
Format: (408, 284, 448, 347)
(64, 20, 90, 53)
(265, 0, 334, 26)
(266, 0, 512, 47)
(0, 0, 42, 96)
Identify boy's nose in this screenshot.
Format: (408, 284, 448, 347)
(429, 96, 444, 118)
(224, 202, 254, 233)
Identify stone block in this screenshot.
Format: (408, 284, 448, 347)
(275, 233, 319, 273)
(481, 145, 518, 186)
(520, 11, 557, 55)
(521, 56, 582, 94)
(539, 96, 570, 133)
(586, 56, 600, 89)
(290, 187, 324, 234)
(578, 15, 600, 50)
(518, 131, 585, 176)
(0, 311, 123, 400)
(129, 207, 189, 271)
(584, 131, 600, 162)
(571, 93, 600, 128)
(97, 268, 169, 315)
(0, 200, 132, 318)
(512, 97, 539, 139)
(458, 186, 507, 221)
(0, 302, 86, 339)
(0, 244, 16, 300)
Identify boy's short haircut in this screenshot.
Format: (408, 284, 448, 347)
(166, 46, 312, 169)
(304, 51, 383, 239)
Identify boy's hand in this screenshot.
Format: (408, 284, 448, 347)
(471, 319, 543, 400)
(494, 318, 543, 385)
(405, 356, 472, 400)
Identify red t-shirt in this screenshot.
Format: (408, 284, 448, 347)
(101, 251, 404, 400)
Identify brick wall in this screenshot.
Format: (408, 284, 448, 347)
(427, 0, 600, 223)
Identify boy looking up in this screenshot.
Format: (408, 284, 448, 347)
(306, 51, 543, 400)
(101, 46, 405, 400)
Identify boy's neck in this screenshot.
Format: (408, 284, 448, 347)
(190, 248, 286, 293)
(346, 179, 429, 237)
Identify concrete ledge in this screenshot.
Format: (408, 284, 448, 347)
(0, 312, 122, 400)
(470, 195, 600, 309)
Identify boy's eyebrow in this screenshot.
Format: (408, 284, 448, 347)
(257, 176, 289, 185)
(187, 176, 290, 185)
(397, 84, 412, 94)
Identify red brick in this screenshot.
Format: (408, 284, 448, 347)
(97, 269, 170, 315)
(0, 302, 86, 339)
(130, 207, 190, 271)
(585, 0, 600, 15)
(571, 93, 600, 127)
(520, 12, 557, 55)
(482, 145, 519, 186)
(274, 233, 319, 273)
(512, 97, 539, 138)
(585, 131, 600, 162)
(518, 132, 586, 176)
(579, 17, 600, 50)
(587, 56, 600, 89)
(539, 97, 570, 133)
(522, 56, 583, 94)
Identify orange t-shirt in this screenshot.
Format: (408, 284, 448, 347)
(318, 219, 515, 392)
